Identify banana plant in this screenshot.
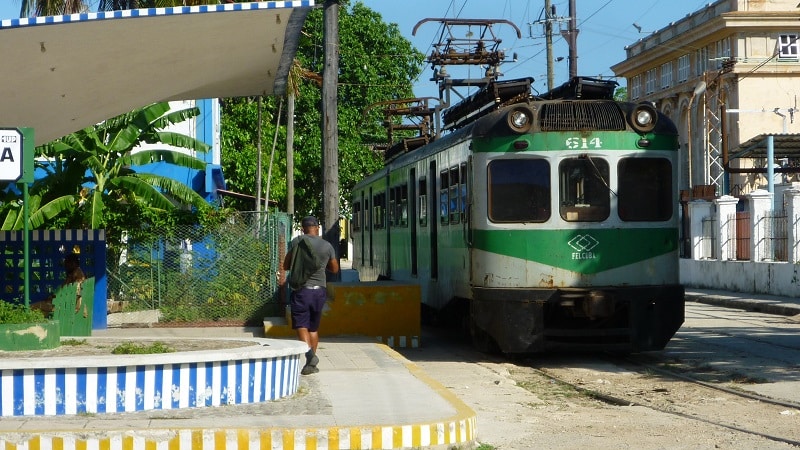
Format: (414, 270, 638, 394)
(0, 102, 211, 230)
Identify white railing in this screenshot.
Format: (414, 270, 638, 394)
(681, 185, 800, 297)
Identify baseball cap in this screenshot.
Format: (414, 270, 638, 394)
(301, 216, 320, 227)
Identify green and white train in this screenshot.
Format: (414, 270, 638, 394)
(351, 77, 684, 354)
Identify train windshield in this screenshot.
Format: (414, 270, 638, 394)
(487, 159, 551, 223)
(559, 157, 610, 222)
(618, 157, 673, 221)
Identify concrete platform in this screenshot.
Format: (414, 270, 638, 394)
(0, 328, 476, 450)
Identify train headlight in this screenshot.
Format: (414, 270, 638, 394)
(507, 107, 533, 133)
(635, 110, 653, 126)
(629, 102, 658, 134)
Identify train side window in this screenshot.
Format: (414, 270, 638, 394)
(449, 166, 460, 224)
(399, 184, 408, 227)
(353, 201, 361, 231)
(389, 188, 396, 227)
(618, 158, 673, 221)
(419, 177, 428, 226)
(460, 162, 468, 222)
(373, 192, 385, 229)
(439, 170, 449, 225)
(559, 157, 610, 222)
(488, 159, 551, 223)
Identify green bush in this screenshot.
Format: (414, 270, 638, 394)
(0, 301, 47, 324)
(111, 341, 174, 354)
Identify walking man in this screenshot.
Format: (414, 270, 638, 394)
(283, 216, 339, 375)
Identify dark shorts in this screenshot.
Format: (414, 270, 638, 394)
(290, 288, 327, 332)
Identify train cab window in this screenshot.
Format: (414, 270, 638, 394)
(439, 170, 449, 225)
(488, 159, 551, 223)
(449, 166, 460, 224)
(353, 201, 361, 231)
(559, 157, 610, 222)
(418, 178, 428, 226)
(618, 158, 673, 221)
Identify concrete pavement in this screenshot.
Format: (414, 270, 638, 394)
(685, 288, 800, 317)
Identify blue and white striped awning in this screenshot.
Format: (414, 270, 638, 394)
(0, 1, 315, 145)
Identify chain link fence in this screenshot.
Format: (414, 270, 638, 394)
(106, 211, 291, 326)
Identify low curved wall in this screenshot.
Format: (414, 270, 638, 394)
(0, 337, 307, 417)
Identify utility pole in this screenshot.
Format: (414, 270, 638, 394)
(255, 96, 263, 212)
(545, 0, 554, 90)
(322, 0, 340, 262)
(286, 92, 295, 216)
(560, 0, 578, 78)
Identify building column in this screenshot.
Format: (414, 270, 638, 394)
(748, 189, 773, 261)
(784, 188, 800, 264)
(714, 195, 738, 261)
(688, 200, 714, 260)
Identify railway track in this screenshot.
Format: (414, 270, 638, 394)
(523, 353, 800, 448)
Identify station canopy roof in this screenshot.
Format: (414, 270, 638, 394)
(729, 133, 800, 160)
(0, 1, 314, 146)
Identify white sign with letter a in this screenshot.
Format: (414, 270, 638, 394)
(0, 128, 23, 182)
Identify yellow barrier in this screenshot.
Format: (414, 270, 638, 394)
(264, 282, 421, 348)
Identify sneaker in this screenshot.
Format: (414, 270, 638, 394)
(301, 364, 319, 375)
(305, 350, 319, 368)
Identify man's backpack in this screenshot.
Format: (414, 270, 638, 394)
(288, 236, 326, 290)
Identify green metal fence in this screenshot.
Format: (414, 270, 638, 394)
(106, 211, 291, 326)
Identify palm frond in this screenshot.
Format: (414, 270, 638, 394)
(125, 149, 208, 170)
(108, 175, 176, 210)
(28, 195, 77, 229)
(148, 107, 201, 131)
(152, 132, 211, 154)
(108, 123, 144, 153)
(89, 190, 105, 230)
(135, 173, 209, 209)
(131, 102, 172, 131)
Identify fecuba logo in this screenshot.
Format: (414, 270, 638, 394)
(568, 234, 599, 260)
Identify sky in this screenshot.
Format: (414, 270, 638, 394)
(1, 0, 713, 97)
(358, 0, 713, 97)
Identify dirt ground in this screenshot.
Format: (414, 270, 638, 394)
(407, 353, 800, 450)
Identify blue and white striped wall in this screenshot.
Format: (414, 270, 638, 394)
(0, 338, 308, 417)
(0, 2, 315, 29)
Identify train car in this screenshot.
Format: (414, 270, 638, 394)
(351, 76, 684, 354)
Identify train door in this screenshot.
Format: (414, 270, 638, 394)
(367, 187, 373, 267)
(384, 174, 391, 278)
(359, 190, 365, 264)
(429, 160, 439, 280)
(409, 168, 418, 276)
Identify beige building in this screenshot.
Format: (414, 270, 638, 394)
(612, 0, 800, 197)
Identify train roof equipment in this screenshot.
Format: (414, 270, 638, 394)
(362, 97, 439, 158)
(412, 18, 522, 109)
(541, 76, 619, 100)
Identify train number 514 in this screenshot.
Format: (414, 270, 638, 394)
(565, 137, 602, 149)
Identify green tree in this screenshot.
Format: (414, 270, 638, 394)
(16, 0, 219, 17)
(0, 102, 211, 232)
(17, 0, 88, 17)
(96, 0, 219, 10)
(220, 0, 425, 217)
(614, 86, 628, 102)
